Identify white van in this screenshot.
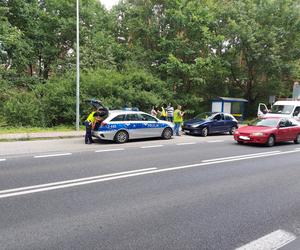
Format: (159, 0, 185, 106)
(258, 101, 300, 120)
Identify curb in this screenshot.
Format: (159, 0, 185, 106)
(0, 131, 85, 141)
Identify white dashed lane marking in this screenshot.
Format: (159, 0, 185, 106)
(140, 145, 164, 149)
(176, 142, 197, 146)
(235, 229, 296, 250)
(95, 148, 124, 153)
(0, 159, 6, 162)
(34, 153, 72, 159)
(207, 140, 224, 143)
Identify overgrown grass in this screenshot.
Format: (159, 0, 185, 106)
(0, 125, 84, 134)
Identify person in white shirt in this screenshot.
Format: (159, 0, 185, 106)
(166, 103, 174, 122)
(151, 106, 158, 117)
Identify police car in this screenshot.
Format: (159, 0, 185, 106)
(92, 110, 174, 143)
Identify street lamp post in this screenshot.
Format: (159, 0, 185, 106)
(76, 0, 80, 131)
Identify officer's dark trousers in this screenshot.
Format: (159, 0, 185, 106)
(84, 121, 93, 144)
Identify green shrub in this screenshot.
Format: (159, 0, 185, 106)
(3, 91, 43, 127)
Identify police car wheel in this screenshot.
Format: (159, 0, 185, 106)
(114, 131, 129, 143)
(162, 128, 172, 139)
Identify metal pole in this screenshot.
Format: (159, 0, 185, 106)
(76, 0, 80, 131)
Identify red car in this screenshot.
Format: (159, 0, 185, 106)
(234, 117, 300, 146)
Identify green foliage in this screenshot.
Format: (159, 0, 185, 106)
(3, 91, 43, 127)
(2, 0, 300, 127)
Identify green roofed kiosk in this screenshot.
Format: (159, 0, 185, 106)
(211, 97, 248, 120)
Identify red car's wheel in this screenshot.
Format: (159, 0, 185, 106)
(266, 135, 275, 147)
(294, 134, 300, 144)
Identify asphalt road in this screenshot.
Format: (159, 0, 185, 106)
(0, 135, 300, 249)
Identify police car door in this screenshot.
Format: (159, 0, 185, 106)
(124, 114, 146, 139)
(139, 113, 161, 137)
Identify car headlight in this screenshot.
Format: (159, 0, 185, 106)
(191, 124, 200, 128)
(251, 132, 265, 136)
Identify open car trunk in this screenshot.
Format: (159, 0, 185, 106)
(86, 99, 109, 117)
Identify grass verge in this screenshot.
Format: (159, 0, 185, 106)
(0, 125, 85, 134)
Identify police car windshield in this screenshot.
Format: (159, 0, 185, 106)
(249, 118, 279, 127)
(269, 105, 293, 114)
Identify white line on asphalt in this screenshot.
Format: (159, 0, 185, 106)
(0, 168, 157, 196)
(235, 229, 296, 250)
(0, 159, 6, 162)
(140, 145, 163, 149)
(95, 148, 124, 153)
(34, 153, 72, 158)
(202, 151, 281, 163)
(207, 140, 224, 143)
(176, 142, 197, 146)
(1, 149, 300, 199)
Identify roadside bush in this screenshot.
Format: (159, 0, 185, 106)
(35, 77, 76, 127)
(3, 91, 43, 127)
(1, 67, 171, 128)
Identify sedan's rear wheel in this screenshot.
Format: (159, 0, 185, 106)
(114, 130, 129, 143)
(201, 127, 209, 137)
(294, 134, 300, 144)
(162, 127, 173, 139)
(266, 135, 275, 147)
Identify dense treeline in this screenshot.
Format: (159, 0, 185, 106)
(1, 0, 300, 127)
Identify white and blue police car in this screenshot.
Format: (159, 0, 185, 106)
(92, 110, 174, 143)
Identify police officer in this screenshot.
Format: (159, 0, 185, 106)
(85, 108, 96, 144)
(160, 105, 167, 120)
(174, 105, 185, 136)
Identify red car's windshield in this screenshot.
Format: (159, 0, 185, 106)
(249, 119, 279, 127)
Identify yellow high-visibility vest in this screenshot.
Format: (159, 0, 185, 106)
(86, 111, 95, 123)
(174, 109, 183, 123)
(161, 107, 167, 117)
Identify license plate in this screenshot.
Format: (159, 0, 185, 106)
(239, 136, 250, 140)
(184, 130, 190, 133)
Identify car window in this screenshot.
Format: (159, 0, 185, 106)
(125, 114, 141, 121)
(269, 105, 294, 114)
(291, 119, 300, 126)
(225, 115, 232, 121)
(140, 114, 157, 122)
(279, 119, 291, 127)
(111, 114, 125, 122)
(293, 107, 300, 116)
(213, 114, 222, 121)
(251, 118, 279, 127)
(286, 120, 293, 127)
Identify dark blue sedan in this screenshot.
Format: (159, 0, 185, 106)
(182, 112, 238, 137)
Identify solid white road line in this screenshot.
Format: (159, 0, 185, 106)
(235, 229, 296, 250)
(0, 159, 6, 162)
(0, 168, 157, 196)
(202, 151, 281, 163)
(0, 168, 159, 199)
(1, 148, 300, 199)
(140, 145, 163, 149)
(207, 140, 224, 143)
(176, 142, 197, 146)
(34, 153, 72, 158)
(95, 148, 124, 153)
